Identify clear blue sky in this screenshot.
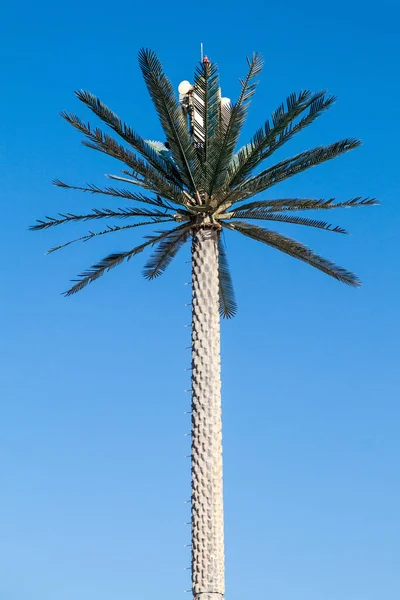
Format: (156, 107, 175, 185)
(1, 1, 399, 599)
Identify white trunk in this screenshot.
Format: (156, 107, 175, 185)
(191, 227, 225, 600)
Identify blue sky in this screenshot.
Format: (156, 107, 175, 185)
(1, 1, 399, 599)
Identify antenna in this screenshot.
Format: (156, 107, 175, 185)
(200, 43, 204, 62)
(178, 81, 192, 96)
(178, 80, 193, 105)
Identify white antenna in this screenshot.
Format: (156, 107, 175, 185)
(178, 80, 193, 103)
(178, 81, 192, 95)
(200, 43, 204, 62)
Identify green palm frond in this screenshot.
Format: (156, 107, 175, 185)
(217, 236, 237, 318)
(143, 224, 192, 279)
(74, 90, 183, 185)
(53, 179, 177, 210)
(138, 48, 200, 192)
(30, 206, 172, 231)
(225, 221, 360, 286)
(46, 221, 173, 254)
(229, 209, 347, 233)
(61, 112, 185, 204)
(64, 225, 186, 296)
(233, 196, 378, 213)
(192, 60, 221, 191)
(226, 91, 335, 188)
(234, 138, 361, 201)
(208, 52, 264, 197)
(257, 93, 336, 163)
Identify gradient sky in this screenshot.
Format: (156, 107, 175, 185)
(1, 1, 399, 600)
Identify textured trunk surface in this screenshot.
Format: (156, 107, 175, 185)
(191, 227, 225, 600)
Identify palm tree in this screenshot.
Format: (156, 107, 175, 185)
(32, 49, 376, 600)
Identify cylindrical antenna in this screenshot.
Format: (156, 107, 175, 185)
(200, 42, 204, 62)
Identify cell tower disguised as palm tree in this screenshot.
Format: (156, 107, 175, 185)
(32, 48, 376, 600)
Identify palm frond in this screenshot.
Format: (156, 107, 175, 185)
(225, 221, 360, 286)
(47, 220, 173, 254)
(30, 205, 172, 231)
(217, 235, 237, 318)
(258, 93, 336, 162)
(227, 91, 335, 188)
(142, 224, 192, 279)
(192, 60, 220, 191)
(208, 52, 264, 196)
(53, 179, 178, 211)
(235, 138, 361, 200)
(138, 48, 200, 192)
(61, 112, 185, 204)
(75, 90, 183, 185)
(64, 224, 187, 296)
(232, 196, 378, 213)
(229, 209, 347, 233)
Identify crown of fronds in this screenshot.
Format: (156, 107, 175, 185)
(32, 48, 377, 317)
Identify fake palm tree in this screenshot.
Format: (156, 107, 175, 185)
(32, 49, 375, 600)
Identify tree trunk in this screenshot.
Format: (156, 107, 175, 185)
(191, 227, 225, 600)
